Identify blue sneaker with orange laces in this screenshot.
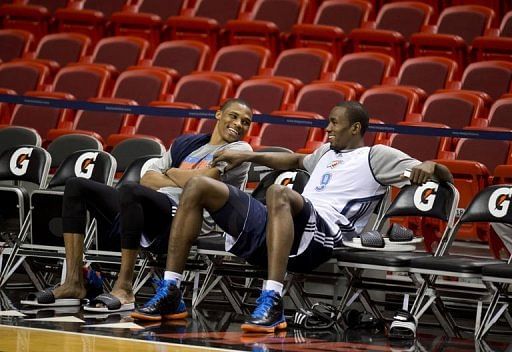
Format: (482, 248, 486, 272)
(241, 290, 287, 333)
(131, 280, 187, 321)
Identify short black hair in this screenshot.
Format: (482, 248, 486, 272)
(335, 101, 369, 136)
(220, 98, 252, 115)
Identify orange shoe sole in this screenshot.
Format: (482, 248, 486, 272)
(163, 311, 188, 320)
(241, 321, 287, 333)
(130, 312, 162, 321)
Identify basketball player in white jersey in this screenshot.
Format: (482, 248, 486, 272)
(131, 101, 453, 332)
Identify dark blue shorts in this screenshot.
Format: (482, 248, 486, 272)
(210, 185, 333, 273)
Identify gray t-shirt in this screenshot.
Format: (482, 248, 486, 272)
(145, 141, 252, 234)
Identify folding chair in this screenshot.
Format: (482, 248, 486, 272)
(408, 185, 509, 337)
(334, 181, 459, 322)
(0, 146, 50, 285)
(0, 150, 116, 288)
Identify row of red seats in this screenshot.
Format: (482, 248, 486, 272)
(1, 0, 512, 70)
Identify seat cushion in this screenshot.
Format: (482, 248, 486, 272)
(196, 233, 226, 251)
(482, 263, 512, 278)
(410, 256, 502, 274)
(335, 249, 431, 267)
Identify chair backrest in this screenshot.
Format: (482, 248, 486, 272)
(115, 154, 161, 188)
(314, 0, 372, 33)
(46, 133, 103, 169)
(384, 181, 459, 227)
(499, 11, 512, 37)
(461, 61, 512, 101)
(295, 82, 356, 118)
(35, 33, 90, 67)
(375, 1, 433, 39)
(0, 61, 48, 95)
(10, 92, 74, 139)
(112, 68, 172, 105)
(52, 65, 111, 100)
(152, 40, 210, 77)
(0, 145, 50, 186)
(194, 0, 243, 25)
(91, 36, 149, 72)
(335, 52, 395, 88)
(389, 122, 450, 161)
(455, 137, 511, 174)
(0, 29, 33, 63)
(436, 5, 495, 44)
(236, 77, 294, 113)
(252, 0, 308, 32)
(48, 150, 116, 188)
(0, 126, 41, 157)
(273, 48, 333, 85)
(26, 0, 68, 13)
(110, 137, 165, 172)
(460, 184, 512, 224)
(137, 0, 184, 19)
(174, 72, 233, 108)
(211, 44, 271, 80)
(360, 86, 419, 125)
(74, 97, 138, 142)
(82, 0, 128, 17)
(251, 168, 310, 204)
(397, 56, 458, 95)
(421, 91, 484, 128)
(488, 97, 512, 128)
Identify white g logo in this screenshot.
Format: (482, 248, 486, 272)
(488, 188, 512, 218)
(275, 171, 297, 189)
(413, 182, 439, 212)
(9, 147, 33, 176)
(74, 152, 98, 179)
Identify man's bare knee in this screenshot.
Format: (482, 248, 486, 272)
(266, 184, 292, 209)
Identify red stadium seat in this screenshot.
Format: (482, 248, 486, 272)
(111, 68, 173, 105)
(0, 29, 33, 63)
(472, 11, 512, 62)
(18, 32, 90, 73)
(135, 40, 210, 79)
(406, 91, 486, 129)
(258, 48, 333, 89)
(110, 0, 186, 52)
(0, 61, 49, 94)
(47, 97, 138, 146)
(291, 0, 373, 60)
(328, 52, 395, 96)
(349, 1, 433, 66)
(291, 81, 356, 118)
(50, 64, 112, 100)
(0, 0, 70, 41)
(55, 0, 129, 46)
(383, 56, 458, 95)
(360, 86, 420, 126)
(485, 97, 512, 129)
(411, 5, 495, 70)
(225, 0, 309, 55)
(80, 36, 149, 74)
(207, 44, 271, 86)
(166, 0, 245, 52)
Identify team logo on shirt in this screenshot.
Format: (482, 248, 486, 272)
(413, 182, 439, 212)
(327, 159, 343, 169)
(74, 152, 98, 179)
(488, 187, 512, 218)
(9, 147, 33, 176)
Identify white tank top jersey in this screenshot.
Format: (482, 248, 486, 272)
(302, 144, 422, 245)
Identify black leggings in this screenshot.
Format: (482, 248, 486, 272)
(62, 178, 175, 250)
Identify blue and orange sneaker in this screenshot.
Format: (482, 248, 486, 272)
(131, 280, 187, 321)
(241, 290, 287, 333)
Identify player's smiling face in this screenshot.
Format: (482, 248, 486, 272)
(215, 102, 252, 143)
(325, 106, 361, 151)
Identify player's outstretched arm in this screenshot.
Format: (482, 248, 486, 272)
(212, 150, 306, 172)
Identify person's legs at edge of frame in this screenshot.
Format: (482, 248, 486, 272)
(130, 176, 233, 321)
(55, 178, 120, 300)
